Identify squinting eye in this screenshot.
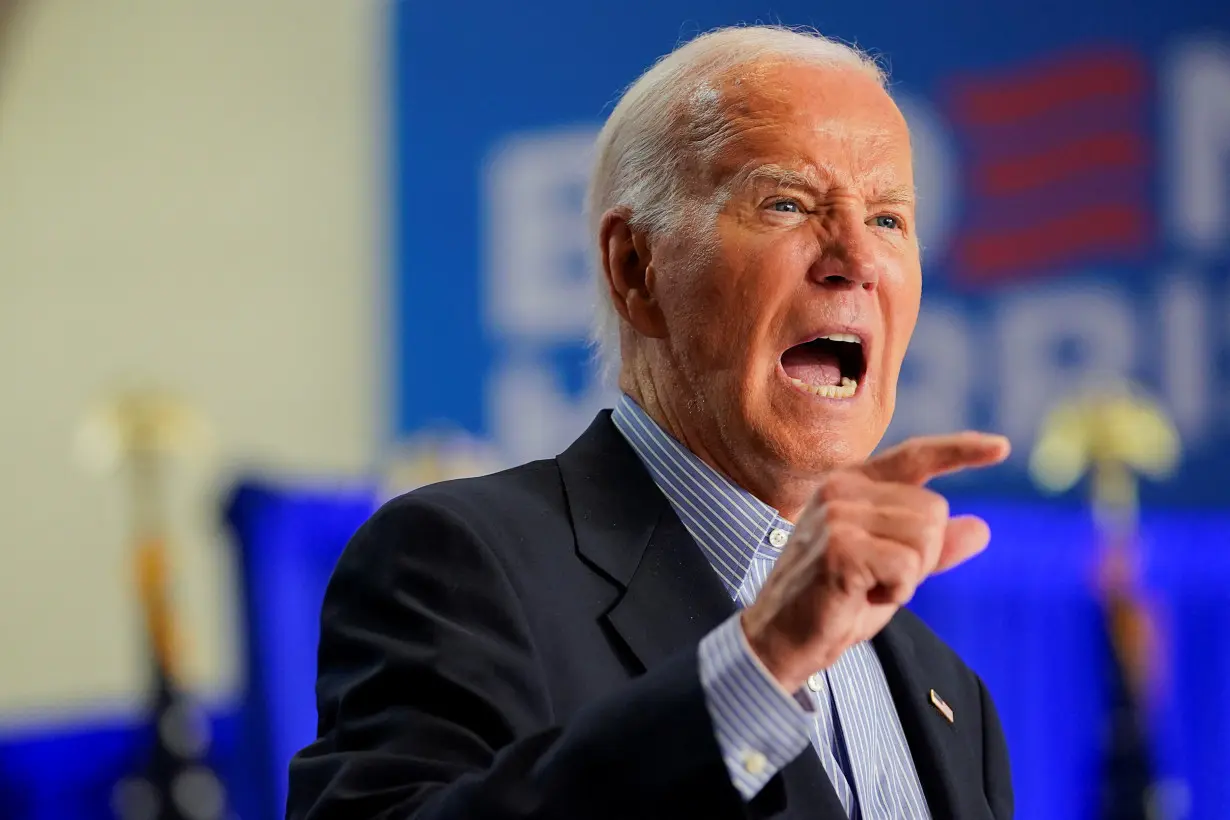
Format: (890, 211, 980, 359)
(770, 199, 803, 213)
(871, 214, 902, 230)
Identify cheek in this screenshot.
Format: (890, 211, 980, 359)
(874, 253, 921, 353)
(653, 255, 753, 381)
(721, 248, 805, 373)
(678, 237, 794, 347)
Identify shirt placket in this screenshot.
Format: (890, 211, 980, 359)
(744, 528, 859, 819)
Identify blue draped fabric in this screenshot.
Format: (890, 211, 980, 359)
(222, 480, 380, 820)
(0, 710, 243, 820)
(915, 500, 1230, 818)
(219, 482, 1228, 819)
(2, 481, 1225, 819)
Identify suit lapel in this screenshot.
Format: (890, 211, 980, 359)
(874, 616, 990, 820)
(605, 505, 737, 668)
(557, 413, 841, 818)
(557, 411, 736, 669)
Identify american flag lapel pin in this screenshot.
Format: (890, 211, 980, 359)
(930, 689, 954, 724)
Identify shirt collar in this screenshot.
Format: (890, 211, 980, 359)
(610, 393, 792, 595)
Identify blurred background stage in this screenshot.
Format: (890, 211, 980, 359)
(0, 1, 1228, 818)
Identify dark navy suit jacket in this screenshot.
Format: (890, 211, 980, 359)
(287, 412, 1013, 819)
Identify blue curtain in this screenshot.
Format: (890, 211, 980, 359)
(221, 483, 1229, 819)
(3, 482, 1225, 820)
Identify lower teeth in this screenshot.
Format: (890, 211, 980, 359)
(790, 376, 858, 399)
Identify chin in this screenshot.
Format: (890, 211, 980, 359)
(797, 428, 864, 471)
(753, 413, 870, 475)
(766, 379, 871, 444)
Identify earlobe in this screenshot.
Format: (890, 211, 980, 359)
(599, 209, 668, 339)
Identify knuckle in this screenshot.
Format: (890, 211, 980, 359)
(913, 509, 945, 546)
(881, 546, 919, 583)
(822, 520, 864, 551)
(885, 567, 924, 607)
(922, 491, 950, 524)
(893, 581, 918, 605)
(922, 521, 946, 552)
(891, 506, 930, 537)
(825, 568, 854, 599)
(820, 545, 860, 592)
(818, 499, 858, 528)
(863, 546, 922, 604)
(901, 547, 925, 579)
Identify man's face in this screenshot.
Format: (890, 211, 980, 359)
(649, 62, 921, 473)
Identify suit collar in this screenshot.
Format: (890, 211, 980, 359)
(556, 410, 665, 588)
(557, 411, 736, 668)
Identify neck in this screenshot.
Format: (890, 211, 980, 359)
(620, 368, 817, 523)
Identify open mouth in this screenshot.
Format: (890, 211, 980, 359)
(780, 332, 867, 399)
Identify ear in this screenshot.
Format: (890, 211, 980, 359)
(598, 208, 669, 339)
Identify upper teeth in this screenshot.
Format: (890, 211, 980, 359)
(820, 333, 861, 344)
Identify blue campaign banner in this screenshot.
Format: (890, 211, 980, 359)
(391, 0, 1230, 504)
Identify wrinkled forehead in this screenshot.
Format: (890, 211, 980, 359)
(685, 61, 913, 193)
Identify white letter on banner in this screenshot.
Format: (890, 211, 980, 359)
(885, 303, 974, 444)
(1165, 38, 1230, 255)
(1159, 275, 1210, 443)
(484, 127, 600, 342)
(487, 355, 618, 464)
(996, 286, 1136, 447)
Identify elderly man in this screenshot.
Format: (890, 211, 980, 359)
(289, 25, 1013, 820)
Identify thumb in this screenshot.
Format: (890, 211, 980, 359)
(933, 514, 992, 574)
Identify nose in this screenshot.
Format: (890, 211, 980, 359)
(809, 218, 880, 290)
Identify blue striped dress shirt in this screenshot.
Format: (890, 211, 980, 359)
(611, 394, 931, 819)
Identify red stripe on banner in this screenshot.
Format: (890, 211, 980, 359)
(962, 97, 1141, 160)
(974, 132, 1148, 196)
(950, 49, 1146, 127)
(954, 204, 1149, 282)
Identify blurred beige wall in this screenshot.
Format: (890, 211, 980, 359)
(0, 1, 382, 724)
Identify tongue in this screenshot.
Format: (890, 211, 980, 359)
(781, 344, 843, 387)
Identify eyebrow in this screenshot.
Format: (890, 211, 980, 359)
(742, 163, 822, 191)
(870, 185, 917, 207)
(738, 163, 916, 207)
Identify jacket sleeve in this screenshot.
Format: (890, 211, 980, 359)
(285, 493, 750, 820)
(978, 674, 1014, 819)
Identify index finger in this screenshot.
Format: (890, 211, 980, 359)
(859, 432, 1011, 485)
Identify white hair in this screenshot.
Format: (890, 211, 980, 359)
(586, 25, 888, 382)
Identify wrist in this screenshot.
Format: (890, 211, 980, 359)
(740, 610, 812, 693)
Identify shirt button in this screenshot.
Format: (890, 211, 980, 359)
(741, 749, 769, 775)
(807, 673, 824, 693)
(769, 528, 789, 548)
